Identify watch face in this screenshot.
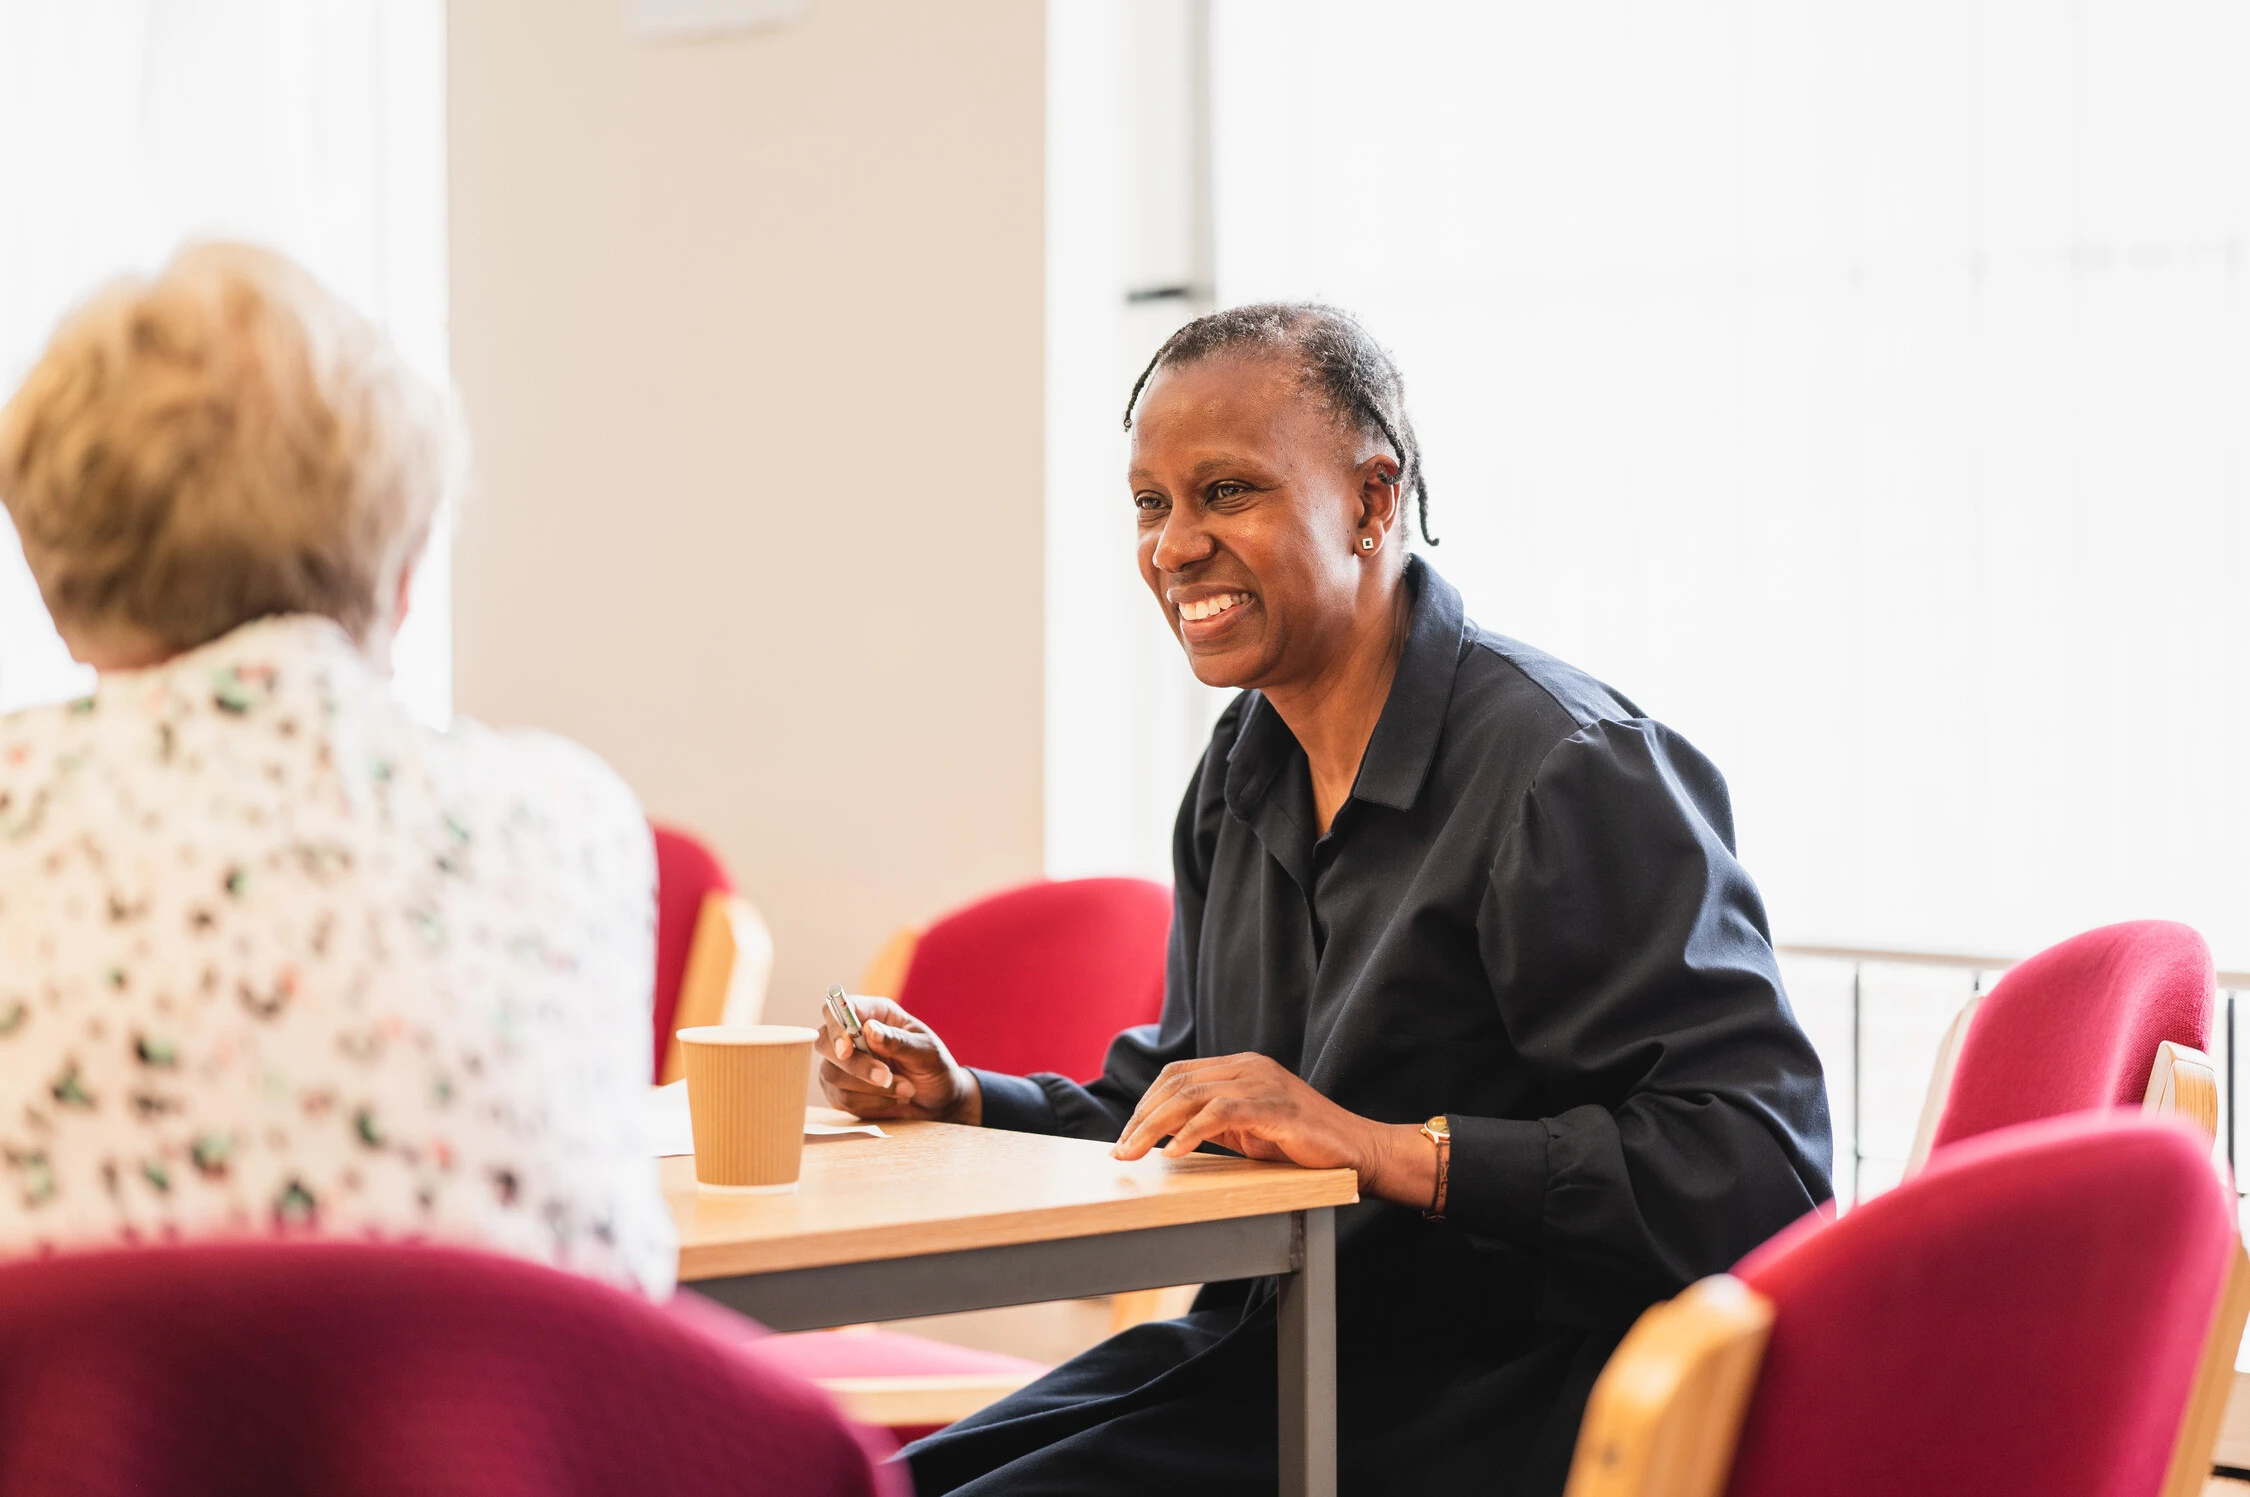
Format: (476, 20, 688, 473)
(1424, 1115, 1450, 1137)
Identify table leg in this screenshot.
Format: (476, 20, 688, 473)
(1277, 1206, 1337, 1497)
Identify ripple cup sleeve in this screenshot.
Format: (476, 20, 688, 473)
(678, 1024, 818, 1193)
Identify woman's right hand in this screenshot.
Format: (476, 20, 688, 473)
(817, 995, 983, 1125)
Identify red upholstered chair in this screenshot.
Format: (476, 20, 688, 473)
(0, 1240, 901, 1497)
(861, 876, 1175, 1082)
(1563, 1113, 2250, 1497)
(1905, 920, 2218, 1173)
(865, 874, 1180, 1328)
(769, 877, 1176, 1439)
(652, 821, 773, 1085)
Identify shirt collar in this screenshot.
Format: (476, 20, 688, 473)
(1223, 555, 1465, 823)
(1348, 555, 1464, 811)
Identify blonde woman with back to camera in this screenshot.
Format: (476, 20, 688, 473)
(0, 243, 674, 1294)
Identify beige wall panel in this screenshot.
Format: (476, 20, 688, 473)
(448, 0, 1045, 1032)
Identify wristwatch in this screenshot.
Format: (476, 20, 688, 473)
(1420, 1115, 1451, 1221)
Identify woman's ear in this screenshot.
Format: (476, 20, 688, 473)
(1356, 452, 1406, 543)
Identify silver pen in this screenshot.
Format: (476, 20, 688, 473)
(823, 985, 869, 1053)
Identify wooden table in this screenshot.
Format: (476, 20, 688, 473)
(671, 1112, 1359, 1497)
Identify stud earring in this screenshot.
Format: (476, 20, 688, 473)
(1359, 536, 1376, 552)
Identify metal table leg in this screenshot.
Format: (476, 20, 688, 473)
(685, 1203, 1339, 1488)
(1277, 1206, 1337, 1497)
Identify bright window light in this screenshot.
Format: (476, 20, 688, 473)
(0, 0, 450, 724)
(1211, 0, 2250, 971)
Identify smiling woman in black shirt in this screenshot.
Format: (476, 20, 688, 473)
(819, 304, 1834, 1497)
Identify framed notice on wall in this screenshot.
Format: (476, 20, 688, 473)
(624, 0, 807, 42)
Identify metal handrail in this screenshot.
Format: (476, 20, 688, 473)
(1777, 943, 2014, 971)
(1777, 941, 2250, 990)
(1775, 941, 2246, 1201)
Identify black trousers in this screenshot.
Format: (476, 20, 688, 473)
(899, 1292, 1614, 1497)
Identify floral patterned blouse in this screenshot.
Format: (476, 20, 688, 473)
(0, 615, 675, 1296)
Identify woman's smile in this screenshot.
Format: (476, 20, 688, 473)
(1171, 587, 1257, 644)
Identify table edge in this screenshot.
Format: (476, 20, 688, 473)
(676, 1168, 1358, 1280)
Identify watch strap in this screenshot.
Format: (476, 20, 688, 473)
(1421, 1116, 1451, 1221)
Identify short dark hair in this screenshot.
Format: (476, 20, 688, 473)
(1122, 302, 1436, 545)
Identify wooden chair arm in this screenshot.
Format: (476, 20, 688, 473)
(1564, 1275, 1774, 1497)
(2145, 1041, 2220, 1141)
(1108, 1285, 1200, 1334)
(656, 892, 774, 1085)
(859, 926, 921, 1000)
(1906, 993, 1983, 1177)
(717, 895, 774, 1026)
(2161, 1233, 2250, 1497)
(815, 1370, 1043, 1430)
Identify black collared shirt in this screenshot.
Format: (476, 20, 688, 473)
(978, 556, 1831, 1373)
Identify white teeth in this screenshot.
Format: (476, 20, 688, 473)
(1180, 592, 1247, 623)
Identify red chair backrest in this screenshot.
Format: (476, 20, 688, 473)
(1930, 920, 2215, 1152)
(0, 1241, 898, 1497)
(1725, 1113, 2233, 1497)
(652, 822, 737, 1083)
(897, 877, 1172, 1081)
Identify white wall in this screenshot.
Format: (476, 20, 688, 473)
(448, 0, 1046, 1030)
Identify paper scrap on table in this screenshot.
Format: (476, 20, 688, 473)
(644, 1080, 884, 1157)
(804, 1120, 886, 1139)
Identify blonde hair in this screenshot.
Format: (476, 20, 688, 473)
(0, 242, 450, 653)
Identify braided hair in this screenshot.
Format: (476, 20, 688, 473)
(1121, 302, 1437, 546)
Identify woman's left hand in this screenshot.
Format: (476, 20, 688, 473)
(1111, 1052, 1436, 1208)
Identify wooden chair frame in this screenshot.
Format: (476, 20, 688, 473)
(819, 1373, 1042, 1429)
(1563, 1275, 1774, 1497)
(2163, 1233, 2250, 1497)
(802, 1317, 1043, 1430)
(1904, 994, 1983, 1175)
(655, 892, 773, 1086)
(2145, 1040, 2220, 1140)
(858, 927, 920, 1009)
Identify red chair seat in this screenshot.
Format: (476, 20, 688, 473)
(753, 1329, 1049, 1444)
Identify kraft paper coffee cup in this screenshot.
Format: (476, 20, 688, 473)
(679, 1025, 817, 1194)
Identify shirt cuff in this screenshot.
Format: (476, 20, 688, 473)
(969, 1068, 1059, 1135)
(1443, 1113, 1550, 1247)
